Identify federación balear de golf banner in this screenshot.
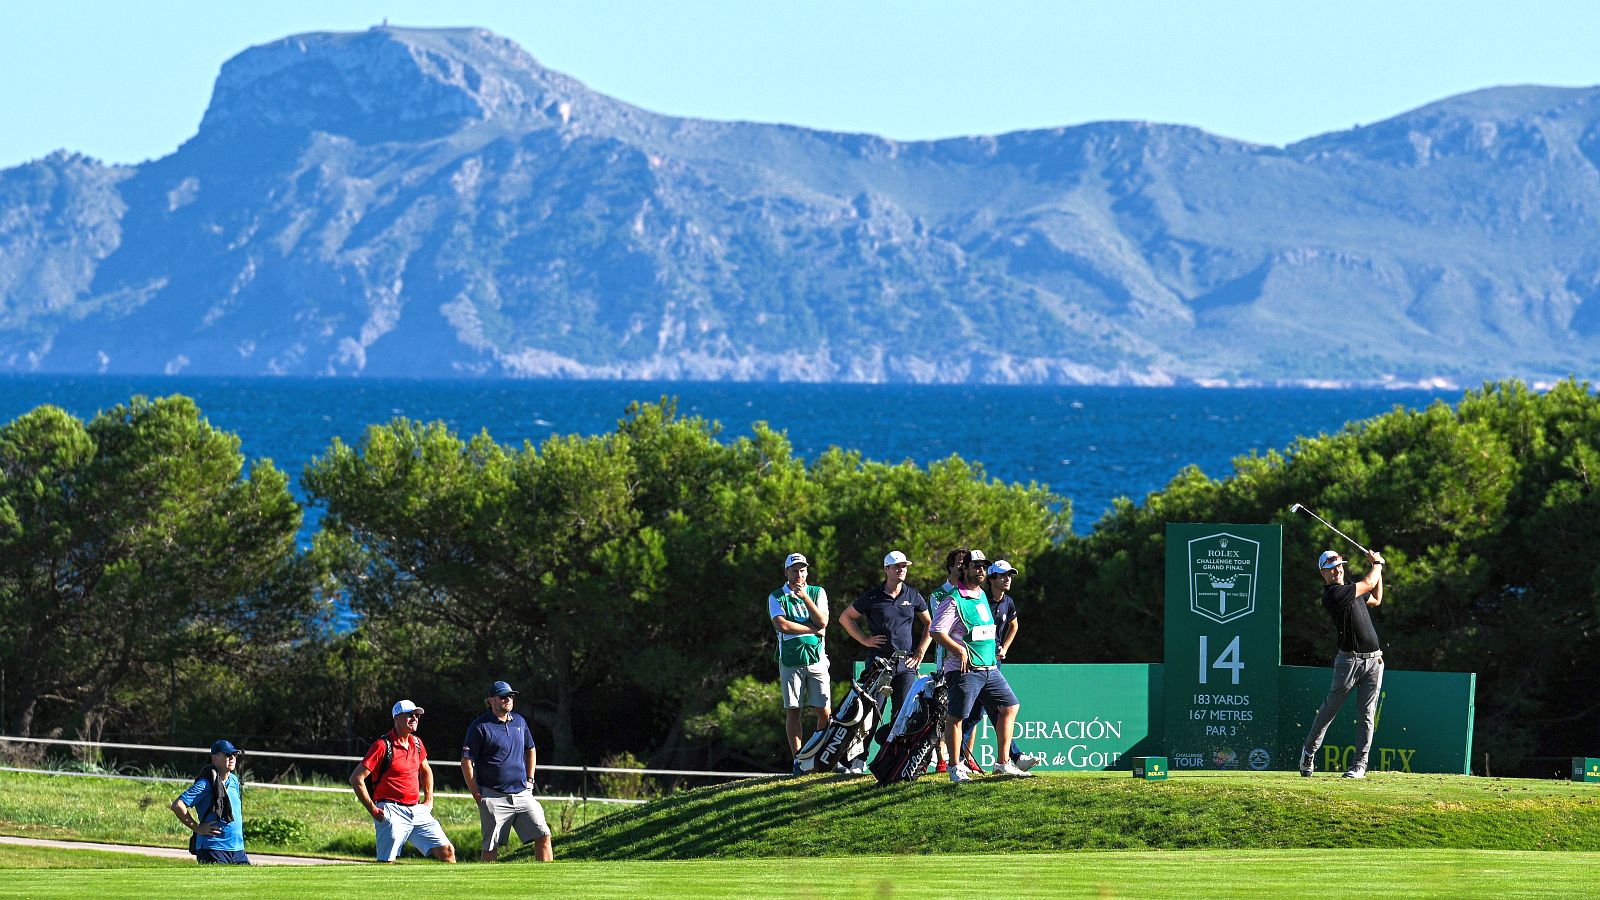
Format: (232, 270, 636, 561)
(1162, 524, 1283, 771)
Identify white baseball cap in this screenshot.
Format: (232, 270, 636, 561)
(784, 552, 808, 569)
(1318, 551, 1346, 570)
(987, 559, 1018, 576)
(968, 549, 989, 564)
(391, 699, 425, 717)
(883, 550, 910, 567)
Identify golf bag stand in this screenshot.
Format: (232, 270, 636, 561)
(870, 671, 950, 785)
(794, 652, 905, 773)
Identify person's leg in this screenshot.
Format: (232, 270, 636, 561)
(408, 808, 456, 863)
(983, 671, 1023, 765)
(1348, 658, 1385, 775)
(478, 790, 513, 862)
(510, 793, 554, 862)
(373, 803, 407, 863)
(809, 660, 832, 731)
(781, 664, 805, 759)
(944, 672, 980, 779)
(1302, 654, 1358, 769)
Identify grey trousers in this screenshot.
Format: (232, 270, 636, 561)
(1302, 650, 1384, 772)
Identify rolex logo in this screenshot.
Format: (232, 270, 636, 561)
(1219, 538, 1229, 549)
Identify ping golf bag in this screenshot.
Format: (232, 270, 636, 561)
(870, 671, 949, 785)
(794, 652, 905, 773)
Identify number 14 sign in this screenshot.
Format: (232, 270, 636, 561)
(1163, 525, 1282, 771)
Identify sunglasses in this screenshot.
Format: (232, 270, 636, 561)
(966, 561, 987, 570)
(400, 712, 423, 719)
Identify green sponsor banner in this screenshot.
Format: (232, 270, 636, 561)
(1277, 666, 1477, 775)
(1163, 524, 1284, 772)
(854, 662, 1162, 771)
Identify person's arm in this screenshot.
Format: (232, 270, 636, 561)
(349, 764, 384, 820)
(772, 615, 820, 635)
(840, 606, 885, 648)
(932, 630, 968, 670)
(170, 780, 223, 837)
(1367, 567, 1385, 608)
(799, 588, 828, 629)
(999, 615, 1020, 660)
(526, 746, 537, 790)
(461, 757, 480, 802)
(420, 760, 435, 807)
(929, 601, 968, 671)
(911, 609, 933, 668)
(1354, 551, 1385, 601)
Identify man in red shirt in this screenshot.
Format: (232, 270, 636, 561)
(348, 699, 457, 863)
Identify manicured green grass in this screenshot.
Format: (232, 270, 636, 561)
(0, 770, 612, 860)
(3, 850, 1598, 898)
(0, 844, 187, 869)
(550, 770, 1600, 859)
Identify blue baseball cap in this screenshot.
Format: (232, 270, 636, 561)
(489, 680, 518, 697)
(210, 739, 241, 755)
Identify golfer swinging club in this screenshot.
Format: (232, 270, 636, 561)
(1299, 547, 1386, 779)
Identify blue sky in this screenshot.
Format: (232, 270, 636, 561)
(3, 1, 1597, 169)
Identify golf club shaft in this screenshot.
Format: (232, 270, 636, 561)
(1292, 504, 1372, 556)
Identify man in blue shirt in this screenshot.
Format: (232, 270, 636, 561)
(169, 739, 249, 864)
(461, 680, 551, 862)
(840, 550, 932, 725)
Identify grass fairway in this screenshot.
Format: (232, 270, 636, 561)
(0, 843, 185, 869)
(555, 769, 1600, 858)
(3, 849, 1598, 898)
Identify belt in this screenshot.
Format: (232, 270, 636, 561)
(1338, 650, 1383, 660)
(379, 800, 415, 807)
(968, 665, 996, 671)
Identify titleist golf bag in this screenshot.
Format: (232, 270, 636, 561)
(794, 652, 904, 773)
(870, 671, 949, 785)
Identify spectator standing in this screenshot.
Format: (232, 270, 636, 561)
(169, 739, 249, 865)
(769, 552, 831, 774)
(462, 680, 552, 862)
(349, 699, 457, 863)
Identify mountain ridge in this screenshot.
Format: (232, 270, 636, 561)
(3, 25, 1600, 385)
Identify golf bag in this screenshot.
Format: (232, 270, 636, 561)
(870, 671, 949, 785)
(795, 652, 904, 773)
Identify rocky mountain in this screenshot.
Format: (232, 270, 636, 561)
(3, 26, 1600, 385)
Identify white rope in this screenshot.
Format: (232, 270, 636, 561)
(0, 766, 648, 805)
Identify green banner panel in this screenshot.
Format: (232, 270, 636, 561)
(1163, 524, 1284, 771)
(854, 662, 1162, 771)
(1276, 666, 1477, 774)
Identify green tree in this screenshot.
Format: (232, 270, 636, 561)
(0, 396, 308, 739)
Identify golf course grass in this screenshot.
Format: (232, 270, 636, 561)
(4, 768, 1600, 897)
(546, 769, 1600, 859)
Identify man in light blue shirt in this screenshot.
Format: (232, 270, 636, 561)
(170, 739, 249, 864)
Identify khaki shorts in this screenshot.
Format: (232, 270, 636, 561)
(779, 658, 831, 709)
(477, 785, 551, 850)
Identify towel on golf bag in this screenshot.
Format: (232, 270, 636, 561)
(794, 653, 904, 773)
(870, 671, 949, 785)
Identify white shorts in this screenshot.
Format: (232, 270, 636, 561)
(779, 658, 830, 709)
(478, 786, 551, 850)
(373, 801, 452, 861)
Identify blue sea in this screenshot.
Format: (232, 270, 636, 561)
(0, 376, 1453, 537)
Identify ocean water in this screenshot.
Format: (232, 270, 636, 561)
(0, 376, 1453, 537)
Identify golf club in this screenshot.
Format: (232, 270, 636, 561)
(1288, 502, 1375, 558)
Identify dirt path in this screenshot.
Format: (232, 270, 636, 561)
(0, 834, 349, 865)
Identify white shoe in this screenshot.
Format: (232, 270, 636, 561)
(1013, 754, 1039, 772)
(1341, 768, 1367, 779)
(1299, 749, 1315, 777)
(847, 759, 868, 776)
(1001, 759, 1035, 778)
(949, 767, 972, 783)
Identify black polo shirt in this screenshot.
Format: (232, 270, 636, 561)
(1322, 582, 1381, 653)
(849, 583, 929, 658)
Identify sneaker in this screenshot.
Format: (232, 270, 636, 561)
(1012, 753, 1039, 772)
(791, 760, 806, 776)
(847, 759, 868, 776)
(1299, 748, 1315, 777)
(1000, 759, 1035, 778)
(962, 751, 986, 775)
(934, 760, 948, 774)
(949, 767, 972, 783)
(1341, 768, 1367, 779)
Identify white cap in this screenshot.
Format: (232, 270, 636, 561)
(1318, 550, 1346, 570)
(968, 549, 989, 564)
(391, 699, 424, 717)
(784, 552, 809, 569)
(883, 550, 910, 567)
(987, 559, 1017, 576)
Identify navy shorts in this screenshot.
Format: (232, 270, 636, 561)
(195, 848, 251, 865)
(948, 668, 1019, 722)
